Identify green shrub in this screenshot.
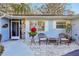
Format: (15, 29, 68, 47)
(29, 31, 37, 37)
(0, 45, 4, 56)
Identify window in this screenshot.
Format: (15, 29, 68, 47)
(56, 21, 66, 29)
(30, 20, 45, 31)
(38, 21, 45, 31)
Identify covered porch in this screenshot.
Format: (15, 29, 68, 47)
(0, 15, 78, 42)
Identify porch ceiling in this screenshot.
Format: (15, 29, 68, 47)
(4, 15, 78, 20)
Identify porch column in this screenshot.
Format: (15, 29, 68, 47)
(21, 17, 26, 39)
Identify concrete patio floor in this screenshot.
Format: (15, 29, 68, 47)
(1, 40, 33, 56)
(1, 40, 79, 56)
(23, 40, 79, 56)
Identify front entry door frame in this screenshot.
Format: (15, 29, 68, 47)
(11, 20, 20, 39)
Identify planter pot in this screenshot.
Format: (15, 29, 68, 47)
(0, 45, 4, 56)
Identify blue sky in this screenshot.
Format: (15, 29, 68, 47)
(71, 3, 79, 14)
(32, 3, 79, 14)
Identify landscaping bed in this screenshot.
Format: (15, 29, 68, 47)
(0, 45, 4, 56)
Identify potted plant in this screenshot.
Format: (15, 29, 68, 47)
(66, 23, 72, 33)
(0, 45, 4, 56)
(28, 27, 37, 43)
(66, 23, 72, 43)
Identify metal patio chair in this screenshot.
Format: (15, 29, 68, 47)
(38, 33, 48, 45)
(59, 33, 70, 45)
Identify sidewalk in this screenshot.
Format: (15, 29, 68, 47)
(1, 40, 33, 56)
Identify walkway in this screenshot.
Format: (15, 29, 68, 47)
(1, 40, 33, 56)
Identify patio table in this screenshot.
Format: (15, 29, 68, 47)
(48, 37, 59, 45)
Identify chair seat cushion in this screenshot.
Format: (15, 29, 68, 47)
(40, 38, 47, 40)
(61, 38, 69, 40)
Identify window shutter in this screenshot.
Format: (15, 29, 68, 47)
(45, 21, 49, 32)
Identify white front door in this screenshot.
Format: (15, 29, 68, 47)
(11, 21, 20, 39)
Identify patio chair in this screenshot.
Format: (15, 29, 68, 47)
(59, 33, 70, 45)
(38, 33, 48, 45)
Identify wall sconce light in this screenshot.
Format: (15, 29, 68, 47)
(2, 24, 8, 28)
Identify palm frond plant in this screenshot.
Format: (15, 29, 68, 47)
(20, 3, 32, 14)
(10, 3, 32, 15)
(0, 3, 32, 15)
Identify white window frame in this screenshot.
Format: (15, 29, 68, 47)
(56, 21, 66, 29)
(37, 20, 45, 32)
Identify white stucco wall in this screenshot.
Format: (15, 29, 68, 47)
(47, 20, 66, 38)
(71, 19, 79, 41)
(0, 18, 9, 42)
(25, 19, 70, 41)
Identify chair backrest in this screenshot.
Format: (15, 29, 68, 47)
(38, 33, 47, 38)
(59, 33, 66, 38)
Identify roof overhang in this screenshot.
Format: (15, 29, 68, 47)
(4, 15, 79, 20)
